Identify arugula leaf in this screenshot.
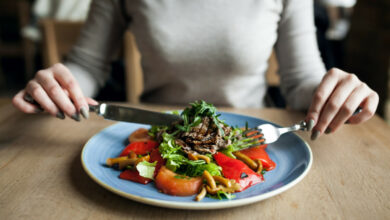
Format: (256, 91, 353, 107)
(172, 110, 180, 116)
(136, 161, 157, 179)
(158, 133, 186, 171)
(150, 101, 258, 177)
(148, 125, 168, 137)
(207, 191, 236, 200)
(221, 127, 263, 158)
(158, 132, 222, 176)
(179, 100, 226, 135)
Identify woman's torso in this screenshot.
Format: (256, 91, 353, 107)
(125, 0, 283, 107)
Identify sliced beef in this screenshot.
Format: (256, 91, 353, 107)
(176, 116, 231, 155)
(175, 139, 192, 154)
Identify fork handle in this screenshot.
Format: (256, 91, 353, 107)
(280, 107, 362, 135)
(278, 121, 307, 135)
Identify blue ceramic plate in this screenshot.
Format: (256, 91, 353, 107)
(81, 112, 312, 209)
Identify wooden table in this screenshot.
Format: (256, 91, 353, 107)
(1, 102, 390, 220)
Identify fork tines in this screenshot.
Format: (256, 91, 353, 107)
(243, 128, 266, 148)
(243, 129, 261, 137)
(249, 138, 266, 148)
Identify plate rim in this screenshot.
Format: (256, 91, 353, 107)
(81, 112, 313, 210)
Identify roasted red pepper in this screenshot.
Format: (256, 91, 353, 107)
(119, 169, 152, 184)
(213, 152, 263, 191)
(239, 146, 276, 171)
(119, 140, 159, 156)
(149, 148, 166, 177)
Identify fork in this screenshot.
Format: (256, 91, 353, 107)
(244, 121, 308, 145)
(244, 107, 363, 145)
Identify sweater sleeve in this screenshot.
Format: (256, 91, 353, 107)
(275, 0, 326, 110)
(65, 0, 128, 97)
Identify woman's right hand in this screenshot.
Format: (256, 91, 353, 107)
(12, 63, 98, 121)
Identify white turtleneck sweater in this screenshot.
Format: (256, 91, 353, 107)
(66, 0, 326, 109)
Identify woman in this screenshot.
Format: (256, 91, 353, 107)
(12, 0, 378, 140)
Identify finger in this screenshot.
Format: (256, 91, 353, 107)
(63, 89, 69, 97)
(306, 68, 341, 128)
(51, 63, 89, 118)
(12, 90, 42, 114)
(35, 69, 80, 121)
(347, 92, 379, 124)
(326, 84, 370, 133)
(314, 74, 360, 134)
(86, 97, 99, 105)
(25, 80, 65, 119)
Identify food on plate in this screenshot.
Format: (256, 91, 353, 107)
(106, 101, 276, 201)
(155, 166, 203, 196)
(128, 128, 153, 143)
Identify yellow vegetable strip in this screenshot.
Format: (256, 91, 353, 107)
(196, 155, 210, 163)
(195, 185, 207, 201)
(203, 170, 216, 189)
(233, 151, 258, 170)
(188, 153, 198, 161)
(205, 185, 237, 194)
(129, 151, 137, 159)
(118, 158, 138, 170)
(255, 159, 263, 174)
(188, 153, 210, 164)
(213, 175, 231, 188)
(106, 156, 128, 167)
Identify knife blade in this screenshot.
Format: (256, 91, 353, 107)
(89, 103, 182, 125)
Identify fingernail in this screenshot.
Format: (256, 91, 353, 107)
(307, 119, 315, 131)
(23, 93, 34, 103)
(56, 111, 65, 119)
(71, 113, 81, 122)
(311, 130, 320, 141)
(35, 107, 44, 113)
(80, 106, 89, 119)
(325, 127, 332, 134)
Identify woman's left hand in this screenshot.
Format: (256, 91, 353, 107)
(305, 68, 379, 140)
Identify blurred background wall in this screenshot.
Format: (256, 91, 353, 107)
(0, 0, 389, 122)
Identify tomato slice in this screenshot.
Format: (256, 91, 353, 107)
(119, 169, 152, 184)
(129, 128, 153, 143)
(214, 152, 263, 191)
(119, 140, 159, 156)
(149, 148, 165, 177)
(155, 166, 202, 196)
(239, 146, 276, 171)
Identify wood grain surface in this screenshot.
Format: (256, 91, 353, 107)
(0, 103, 389, 220)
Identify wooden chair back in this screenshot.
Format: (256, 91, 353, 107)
(41, 19, 84, 67)
(123, 31, 143, 104)
(266, 51, 280, 86)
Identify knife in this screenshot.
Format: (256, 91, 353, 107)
(89, 103, 182, 125)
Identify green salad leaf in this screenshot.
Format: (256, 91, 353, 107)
(177, 160, 222, 177)
(136, 161, 157, 179)
(179, 100, 227, 135)
(220, 126, 264, 159)
(158, 132, 222, 177)
(150, 100, 265, 179)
